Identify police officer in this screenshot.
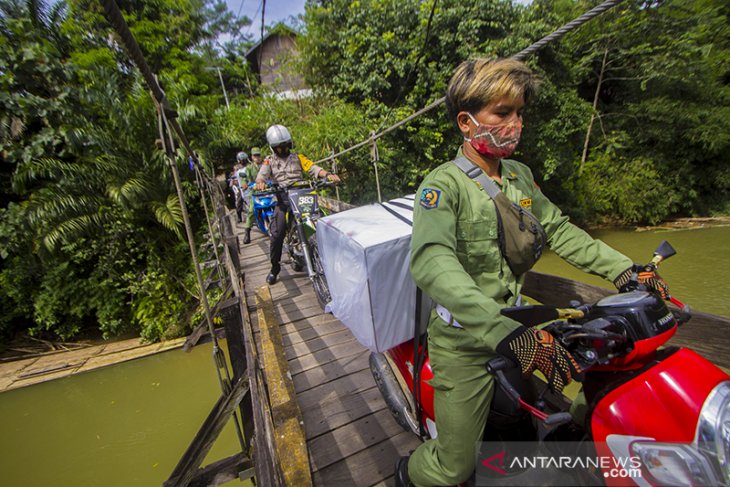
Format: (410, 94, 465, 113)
(255, 124, 340, 285)
(397, 58, 667, 487)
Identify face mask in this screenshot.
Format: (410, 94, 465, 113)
(465, 113, 522, 160)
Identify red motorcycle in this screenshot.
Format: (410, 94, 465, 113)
(370, 241, 730, 486)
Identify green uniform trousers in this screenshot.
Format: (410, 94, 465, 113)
(243, 190, 255, 230)
(409, 315, 497, 487)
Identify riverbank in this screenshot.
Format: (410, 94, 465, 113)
(0, 336, 186, 393)
(588, 215, 730, 232)
(635, 216, 730, 232)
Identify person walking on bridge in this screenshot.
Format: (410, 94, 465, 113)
(238, 150, 261, 244)
(255, 124, 340, 285)
(397, 57, 669, 487)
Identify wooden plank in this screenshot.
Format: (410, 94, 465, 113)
(182, 283, 234, 352)
(297, 368, 377, 410)
(221, 212, 278, 487)
(285, 328, 358, 361)
(187, 453, 253, 487)
(307, 409, 413, 472)
(251, 314, 344, 344)
(275, 298, 326, 317)
(289, 337, 364, 376)
(256, 284, 313, 487)
(319, 196, 355, 213)
(522, 270, 611, 307)
(312, 431, 421, 486)
(292, 350, 371, 394)
(221, 301, 254, 450)
(281, 321, 346, 348)
(302, 385, 387, 440)
(278, 314, 343, 339)
(164, 375, 251, 487)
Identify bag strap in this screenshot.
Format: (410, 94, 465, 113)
(452, 156, 501, 200)
(379, 202, 413, 226)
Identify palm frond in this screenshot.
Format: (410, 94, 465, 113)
(41, 212, 105, 251)
(107, 176, 153, 206)
(151, 195, 184, 239)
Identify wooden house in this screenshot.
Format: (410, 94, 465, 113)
(245, 25, 310, 99)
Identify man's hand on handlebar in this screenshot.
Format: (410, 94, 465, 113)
(496, 327, 584, 395)
(614, 265, 670, 299)
(317, 169, 340, 185)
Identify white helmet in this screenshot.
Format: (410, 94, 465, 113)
(266, 124, 292, 148)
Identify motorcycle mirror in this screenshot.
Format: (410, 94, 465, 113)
(501, 306, 584, 327)
(653, 240, 676, 260)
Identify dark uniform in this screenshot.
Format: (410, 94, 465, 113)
(407, 150, 633, 486)
(256, 151, 324, 276)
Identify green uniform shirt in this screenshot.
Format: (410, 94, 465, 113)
(237, 164, 259, 188)
(410, 151, 633, 352)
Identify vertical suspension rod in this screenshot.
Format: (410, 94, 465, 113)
(157, 106, 246, 452)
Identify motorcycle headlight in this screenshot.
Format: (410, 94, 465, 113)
(697, 381, 730, 484)
(630, 442, 720, 486)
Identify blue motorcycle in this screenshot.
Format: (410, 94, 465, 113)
(249, 182, 277, 235)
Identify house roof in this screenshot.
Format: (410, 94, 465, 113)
(244, 24, 298, 63)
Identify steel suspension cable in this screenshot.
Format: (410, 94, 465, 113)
(313, 0, 626, 166)
(101, 0, 202, 170)
(101, 0, 246, 448)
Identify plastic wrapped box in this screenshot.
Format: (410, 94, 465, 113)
(316, 196, 431, 352)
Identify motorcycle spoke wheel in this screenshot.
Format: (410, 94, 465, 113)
(309, 236, 331, 309)
(287, 225, 304, 272)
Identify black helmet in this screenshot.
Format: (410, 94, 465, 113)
(236, 151, 248, 163)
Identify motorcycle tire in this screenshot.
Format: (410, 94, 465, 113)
(286, 225, 304, 272)
(309, 235, 331, 309)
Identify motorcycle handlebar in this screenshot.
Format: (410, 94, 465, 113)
(261, 178, 338, 193)
(486, 357, 573, 427)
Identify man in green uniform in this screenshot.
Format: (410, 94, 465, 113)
(397, 58, 666, 487)
(236, 151, 259, 244)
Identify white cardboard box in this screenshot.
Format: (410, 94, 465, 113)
(316, 196, 431, 352)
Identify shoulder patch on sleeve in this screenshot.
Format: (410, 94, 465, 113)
(419, 188, 441, 209)
(298, 154, 314, 172)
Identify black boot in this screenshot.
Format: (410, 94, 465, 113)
(395, 456, 412, 487)
(243, 228, 251, 244)
(266, 265, 279, 285)
(266, 272, 277, 285)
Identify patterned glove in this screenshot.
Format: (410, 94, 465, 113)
(614, 265, 670, 299)
(496, 328, 584, 394)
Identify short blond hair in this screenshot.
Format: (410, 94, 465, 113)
(446, 58, 539, 126)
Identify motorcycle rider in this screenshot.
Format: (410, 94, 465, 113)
(250, 146, 263, 166)
(397, 58, 668, 487)
(255, 124, 340, 285)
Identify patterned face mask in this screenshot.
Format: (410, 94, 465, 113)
(464, 112, 522, 160)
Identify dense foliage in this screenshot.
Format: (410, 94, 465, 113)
(1, 0, 727, 345)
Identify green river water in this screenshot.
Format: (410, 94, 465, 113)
(0, 226, 727, 486)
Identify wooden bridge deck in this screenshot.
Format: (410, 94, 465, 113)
(235, 223, 421, 486)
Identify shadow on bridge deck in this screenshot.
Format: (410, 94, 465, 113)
(235, 222, 421, 486)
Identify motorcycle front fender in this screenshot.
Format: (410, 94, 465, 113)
(591, 347, 728, 444)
